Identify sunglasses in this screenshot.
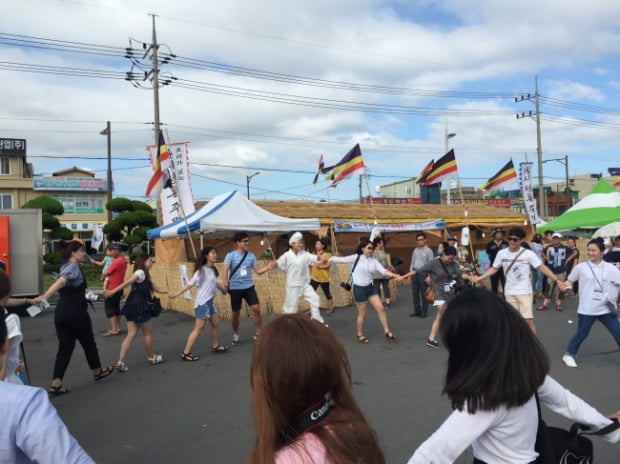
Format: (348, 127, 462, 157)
(507, 237, 521, 242)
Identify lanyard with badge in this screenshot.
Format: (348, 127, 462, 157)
(586, 262, 604, 301)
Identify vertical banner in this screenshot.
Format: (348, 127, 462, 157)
(178, 264, 192, 299)
(519, 162, 542, 225)
(147, 142, 195, 225)
(91, 224, 104, 251)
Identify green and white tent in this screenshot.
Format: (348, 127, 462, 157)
(538, 180, 620, 233)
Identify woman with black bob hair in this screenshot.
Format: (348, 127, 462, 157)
(408, 287, 620, 463)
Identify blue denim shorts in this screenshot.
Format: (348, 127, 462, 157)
(126, 312, 152, 324)
(195, 300, 217, 319)
(353, 283, 378, 304)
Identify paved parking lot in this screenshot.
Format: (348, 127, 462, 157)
(18, 285, 619, 463)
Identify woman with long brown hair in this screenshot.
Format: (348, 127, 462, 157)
(248, 314, 385, 464)
(103, 254, 167, 372)
(169, 246, 228, 360)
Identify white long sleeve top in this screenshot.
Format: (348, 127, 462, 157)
(408, 375, 620, 464)
(329, 254, 387, 287)
(277, 249, 319, 287)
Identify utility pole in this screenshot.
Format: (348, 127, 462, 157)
(444, 115, 456, 204)
(516, 76, 546, 220)
(100, 121, 112, 224)
(150, 14, 161, 151)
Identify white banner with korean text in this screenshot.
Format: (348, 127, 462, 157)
(147, 142, 195, 225)
(519, 162, 542, 225)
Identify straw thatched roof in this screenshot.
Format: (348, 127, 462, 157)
(251, 201, 526, 227)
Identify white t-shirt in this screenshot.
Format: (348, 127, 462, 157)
(134, 269, 146, 283)
(492, 248, 542, 296)
(567, 260, 620, 316)
(408, 375, 620, 464)
(4, 312, 24, 385)
(187, 266, 220, 307)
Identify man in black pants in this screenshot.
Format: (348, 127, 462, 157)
(485, 229, 508, 294)
(409, 233, 434, 318)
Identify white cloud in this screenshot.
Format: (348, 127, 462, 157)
(1, 0, 620, 201)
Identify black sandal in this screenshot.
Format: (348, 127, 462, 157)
(385, 331, 397, 340)
(211, 344, 229, 353)
(94, 365, 114, 381)
(356, 335, 370, 344)
(181, 352, 200, 361)
(48, 385, 70, 397)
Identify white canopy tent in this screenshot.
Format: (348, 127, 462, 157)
(146, 190, 320, 240)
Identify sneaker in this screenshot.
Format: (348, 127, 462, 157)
(147, 354, 164, 365)
(115, 361, 128, 372)
(426, 339, 439, 348)
(232, 334, 240, 346)
(562, 354, 577, 368)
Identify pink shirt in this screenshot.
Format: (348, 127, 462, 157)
(275, 433, 328, 464)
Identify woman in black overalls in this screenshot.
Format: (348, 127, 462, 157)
(35, 240, 113, 396)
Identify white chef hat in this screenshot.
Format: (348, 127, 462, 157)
(289, 231, 303, 245)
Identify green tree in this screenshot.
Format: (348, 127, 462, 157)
(21, 195, 73, 248)
(103, 198, 156, 251)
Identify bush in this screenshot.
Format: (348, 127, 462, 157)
(43, 252, 61, 265)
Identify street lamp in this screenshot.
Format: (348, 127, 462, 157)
(99, 121, 112, 224)
(246, 171, 260, 199)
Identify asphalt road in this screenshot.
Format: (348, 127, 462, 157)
(18, 286, 620, 463)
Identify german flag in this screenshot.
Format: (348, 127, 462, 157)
(479, 159, 517, 195)
(415, 159, 434, 185)
(421, 149, 457, 186)
(324, 144, 365, 188)
(145, 131, 172, 197)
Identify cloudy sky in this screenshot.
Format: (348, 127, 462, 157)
(1, 0, 620, 203)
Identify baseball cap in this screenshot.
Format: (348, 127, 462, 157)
(447, 236, 457, 241)
(551, 232, 562, 239)
(106, 242, 122, 251)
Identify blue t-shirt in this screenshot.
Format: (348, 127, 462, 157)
(224, 251, 258, 290)
(59, 262, 84, 287)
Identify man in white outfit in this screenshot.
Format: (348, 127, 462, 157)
(274, 232, 326, 324)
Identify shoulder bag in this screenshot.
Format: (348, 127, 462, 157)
(228, 251, 248, 279)
(534, 392, 619, 464)
(147, 295, 163, 317)
(340, 254, 361, 291)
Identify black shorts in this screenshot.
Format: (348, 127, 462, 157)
(104, 292, 122, 318)
(310, 280, 332, 300)
(229, 286, 259, 312)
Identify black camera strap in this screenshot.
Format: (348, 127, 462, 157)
(347, 254, 362, 284)
(287, 397, 331, 439)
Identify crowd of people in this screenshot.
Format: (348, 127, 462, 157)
(2, 227, 620, 463)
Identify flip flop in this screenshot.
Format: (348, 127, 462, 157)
(102, 331, 121, 337)
(48, 385, 70, 397)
